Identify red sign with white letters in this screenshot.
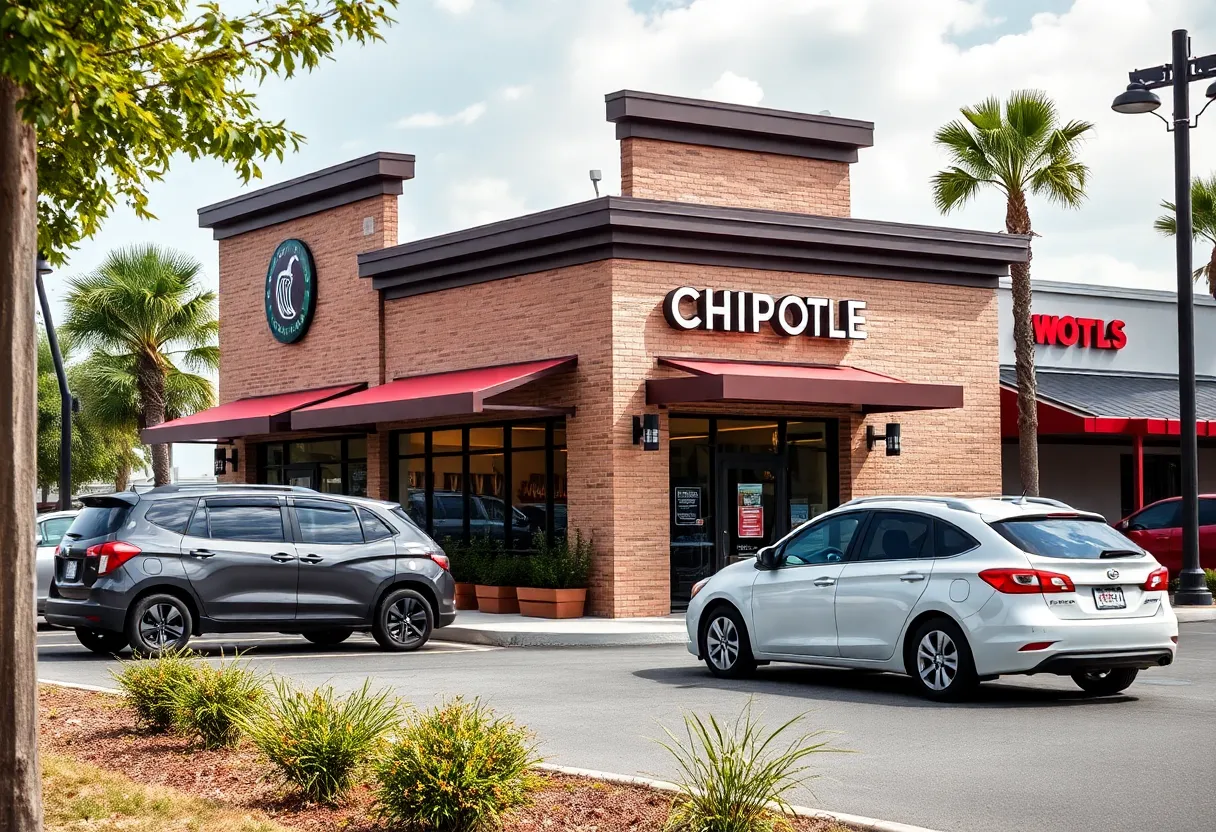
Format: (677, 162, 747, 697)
(1032, 315, 1127, 350)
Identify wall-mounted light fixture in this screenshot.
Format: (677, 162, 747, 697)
(866, 423, 901, 456)
(632, 414, 660, 451)
(214, 445, 239, 475)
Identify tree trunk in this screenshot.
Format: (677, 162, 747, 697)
(1007, 189, 1039, 496)
(138, 355, 171, 486)
(1207, 244, 1216, 298)
(0, 77, 44, 832)
(40, 487, 48, 505)
(115, 460, 130, 493)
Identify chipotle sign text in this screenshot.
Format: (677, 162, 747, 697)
(1033, 314, 1126, 351)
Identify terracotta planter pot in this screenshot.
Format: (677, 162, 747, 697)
(454, 582, 479, 611)
(474, 585, 519, 614)
(517, 587, 587, 619)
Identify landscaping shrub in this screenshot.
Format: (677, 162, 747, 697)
(112, 647, 199, 731)
(525, 529, 593, 589)
(658, 703, 836, 832)
(171, 654, 264, 749)
(242, 678, 402, 804)
(441, 537, 478, 585)
(374, 697, 539, 831)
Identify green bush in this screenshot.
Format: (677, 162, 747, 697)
(524, 529, 592, 589)
(373, 697, 539, 832)
(112, 647, 200, 731)
(241, 678, 402, 804)
(441, 537, 478, 584)
(659, 703, 836, 832)
(171, 654, 264, 749)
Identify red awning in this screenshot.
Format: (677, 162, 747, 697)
(140, 383, 366, 444)
(646, 357, 963, 412)
(291, 356, 577, 431)
(999, 385, 1216, 438)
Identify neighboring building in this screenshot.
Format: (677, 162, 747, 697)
(998, 280, 1216, 522)
(145, 90, 1029, 616)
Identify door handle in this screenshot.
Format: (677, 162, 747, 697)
(812, 577, 836, 587)
(271, 553, 296, 563)
(188, 549, 215, 559)
(900, 572, 926, 582)
(299, 554, 324, 564)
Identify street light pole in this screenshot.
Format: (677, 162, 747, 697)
(1112, 29, 1216, 605)
(35, 254, 72, 512)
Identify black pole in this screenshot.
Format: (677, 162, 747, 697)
(34, 260, 72, 511)
(1171, 29, 1213, 605)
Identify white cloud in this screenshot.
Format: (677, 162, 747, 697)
(396, 102, 487, 128)
(501, 84, 532, 101)
(700, 70, 764, 105)
(445, 177, 527, 227)
(435, 0, 475, 14)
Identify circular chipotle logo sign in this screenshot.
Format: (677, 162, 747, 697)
(264, 239, 317, 344)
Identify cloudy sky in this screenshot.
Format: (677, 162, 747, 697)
(44, 0, 1216, 477)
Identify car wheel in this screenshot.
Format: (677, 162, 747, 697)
(701, 606, 757, 679)
(303, 628, 354, 647)
(906, 617, 979, 702)
(373, 588, 433, 652)
(1071, 668, 1138, 696)
(74, 627, 129, 656)
(125, 593, 193, 658)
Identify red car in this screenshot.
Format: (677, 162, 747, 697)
(1114, 495, 1216, 575)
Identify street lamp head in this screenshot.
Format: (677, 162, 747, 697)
(1206, 79, 1216, 100)
(1111, 81, 1162, 115)
(36, 253, 52, 277)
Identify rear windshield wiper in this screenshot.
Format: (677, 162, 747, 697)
(1099, 549, 1143, 559)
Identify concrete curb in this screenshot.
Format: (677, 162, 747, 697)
(438, 626, 687, 648)
(39, 678, 120, 694)
(536, 763, 946, 832)
(1174, 607, 1216, 622)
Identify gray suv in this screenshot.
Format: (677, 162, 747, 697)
(44, 485, 456, 656)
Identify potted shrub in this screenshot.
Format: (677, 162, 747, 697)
(442, 538, 478, 611)
(517, 530, 592, 619)
(473, 537, 527, 614)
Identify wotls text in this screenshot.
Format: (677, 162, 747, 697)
(1032, 314, 1127, 350)
(663, 287, 867, 339)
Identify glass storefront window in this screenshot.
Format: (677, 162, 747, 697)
(399, 433, 425, 456)
(347, 436, 367, 460)
(289, 439, 342, 463)
(511, 424, 546, 449)
(670, 418, 711, 608)
(320, 463, 343, 494)
(552, 446, 568, 539)
(468, 426, 503, 451)
(512, 449, 546, 549)
(469, 449, 506, 544)
(400, 457, 425, 525)
(716, 419, 779, 454)
(787, 421, 829, 526)
(260, 436, 367, 496)
(432, 429, 463, 455)
(266, 445, 285, 467)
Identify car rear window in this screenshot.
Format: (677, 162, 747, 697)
(992, 517, 1145, 559)
(67, 504, 131, 540)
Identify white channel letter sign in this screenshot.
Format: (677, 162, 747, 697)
(662, 287, 867, 340)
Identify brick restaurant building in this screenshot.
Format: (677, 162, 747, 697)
(145, 91, 1030, 617)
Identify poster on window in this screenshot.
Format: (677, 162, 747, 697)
(737, 483, 764, 538)
(675, 487, 702, 526)
(790, 500, 810, 526)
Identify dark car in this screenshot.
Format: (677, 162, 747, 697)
(1114, 494, 1216, 576)
(44, 484, 456, 656)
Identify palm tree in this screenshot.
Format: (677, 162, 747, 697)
(931, 90, 1093, 496)
(62, 245, 219, 485)
(1154, 173, 1216, 296)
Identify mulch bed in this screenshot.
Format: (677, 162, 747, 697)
(39, 685, 846, 831)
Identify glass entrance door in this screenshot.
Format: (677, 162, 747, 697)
(716, 453, 786, 566)
(284, 465, 315, 489)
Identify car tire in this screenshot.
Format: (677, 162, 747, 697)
(700, 605, 757, 679)
(75, 627, 129, 656)
(303, 628, 354, 647)
(372, 588, 433, 652)
(906, 617, 979, 702)
(125, 593, 193, 658)
(1071, 668, 1138, 696)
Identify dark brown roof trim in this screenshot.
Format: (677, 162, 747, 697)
(359, 196, 1030, 298)
(198, 152, 415, 240)
(606, 90, 874, 163)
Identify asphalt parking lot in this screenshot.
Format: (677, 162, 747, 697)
(38, 622, 1216, 832)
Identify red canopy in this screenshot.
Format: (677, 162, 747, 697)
(647, 357, 963, 412)
(140, 383, 365, 444)
(999, 386, 1216, 437)
(291, 356, 577, 430)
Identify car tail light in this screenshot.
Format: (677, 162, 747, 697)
(85, 541, 141, 576)
(1171, 636, 1179, 644)
(1018, 641, 1057, 652)
(1143, 567, 1169, 591)
(429, 552, 450, 571)
(979, 568, 1076, 594)
(53, 545, 60, 556)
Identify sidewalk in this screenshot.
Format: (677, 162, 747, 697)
(438, 610, 688, 647)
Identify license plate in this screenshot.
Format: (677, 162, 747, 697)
(1093, 586, 1126, 610)
(62, 561, 78, 581)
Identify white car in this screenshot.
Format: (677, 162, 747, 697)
(35, 510, 77, 615)
(686, 496, 1179, 701)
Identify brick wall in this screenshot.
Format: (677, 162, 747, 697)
(620, 137, 850, 216)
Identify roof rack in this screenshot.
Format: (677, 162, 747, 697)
(992, 495, 1072, 509)
(839, 495, 979, 513)
(148, 483, 317, 494)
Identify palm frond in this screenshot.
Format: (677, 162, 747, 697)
(1029, 160, 1089, 208)
(1154, 201, 1179, 237)
(931, 168, 989, 213)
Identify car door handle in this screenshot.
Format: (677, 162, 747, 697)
(270, 553, 296, 563)
(813, 577, 836, 587)
(188, 549, 215, 559)
(900, 572, 926, 582)
(299, 554, 324, 564)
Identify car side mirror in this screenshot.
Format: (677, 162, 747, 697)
(1127, 522, 1146, 532)
(755, 545, 780, 570)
